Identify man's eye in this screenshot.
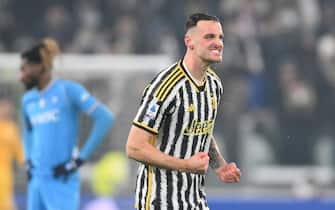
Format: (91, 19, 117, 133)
(220, 36, 224, 42)
(204, 34, 214, 39)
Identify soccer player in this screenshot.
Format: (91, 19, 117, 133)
(20, 38, 114, 210)
(126, 13, 241, 210)
(0, 98, 24, 210)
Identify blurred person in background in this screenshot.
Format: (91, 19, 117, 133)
(19, 38, 114, 210)
(0, 98, 24, 210)
(126, 13, 241, 210)
(277, 60, 317, 164)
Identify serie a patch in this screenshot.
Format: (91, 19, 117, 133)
(145, 98, 160, 120)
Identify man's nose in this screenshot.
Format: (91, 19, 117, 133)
(217, 39, 224, 47)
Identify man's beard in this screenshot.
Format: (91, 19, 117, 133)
(24, 77, 39, 90)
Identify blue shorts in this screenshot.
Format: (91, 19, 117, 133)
(27, 173, 80, 210)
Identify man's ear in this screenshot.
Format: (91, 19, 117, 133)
(39, 63, 47, 74)
(184, 35, 194, 50)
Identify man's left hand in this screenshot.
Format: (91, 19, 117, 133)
(53, 158, 85, 181)
(215, 162, 241, 183)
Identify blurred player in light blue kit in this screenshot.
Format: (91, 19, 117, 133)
(20, 38, 114, 210)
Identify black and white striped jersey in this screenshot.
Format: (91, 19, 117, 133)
(132, 59, 223, 210)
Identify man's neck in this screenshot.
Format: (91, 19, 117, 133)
(183, 52, 209, 83)
(37, 74, 52, 91)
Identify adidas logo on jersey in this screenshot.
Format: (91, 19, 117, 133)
(187, 104, 196, 112)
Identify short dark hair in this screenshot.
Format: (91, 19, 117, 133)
(185, 13, 220, 31)
(21, 44, 44, 64)
(21, 38, 60, 69)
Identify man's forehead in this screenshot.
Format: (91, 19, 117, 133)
(198, 21, 222, 30)
(189, 20, 223, 34)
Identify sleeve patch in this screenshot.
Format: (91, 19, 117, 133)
(144, 98, 160, 120)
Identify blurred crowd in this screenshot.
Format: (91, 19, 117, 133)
(1, 0, 335, 166)
(215, 0, 335, 166)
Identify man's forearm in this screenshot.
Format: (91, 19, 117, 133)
(79, 105, 114, 159)
(126, 126, 188, 172)
(127, 140, 188, 172)
(208, 136, 226, 169)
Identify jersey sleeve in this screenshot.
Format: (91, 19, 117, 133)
(64, 80, 114, 160)
(64, 81, 99, 115)
(133, 82, 173, 135)
(78, 104, 114, 160)
(217, 79, 224, 103)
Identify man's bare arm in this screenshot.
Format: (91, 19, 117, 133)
(126, 126, 209, 174)
(208, 136, 227, 169)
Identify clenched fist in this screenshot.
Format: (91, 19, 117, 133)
(185, 152, 209, 174)
(215, 162, 241, 183)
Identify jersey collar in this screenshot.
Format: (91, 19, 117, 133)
(39, 78, 57, 94)
(179, 59, 207, 92)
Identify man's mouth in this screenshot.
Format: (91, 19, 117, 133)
(210, 49, 222, 55)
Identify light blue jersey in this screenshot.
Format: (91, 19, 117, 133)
(22, 79, 114, 210)
(22, 79, 113, 176)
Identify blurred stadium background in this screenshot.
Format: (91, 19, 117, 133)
(1, 0, 335, 209)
